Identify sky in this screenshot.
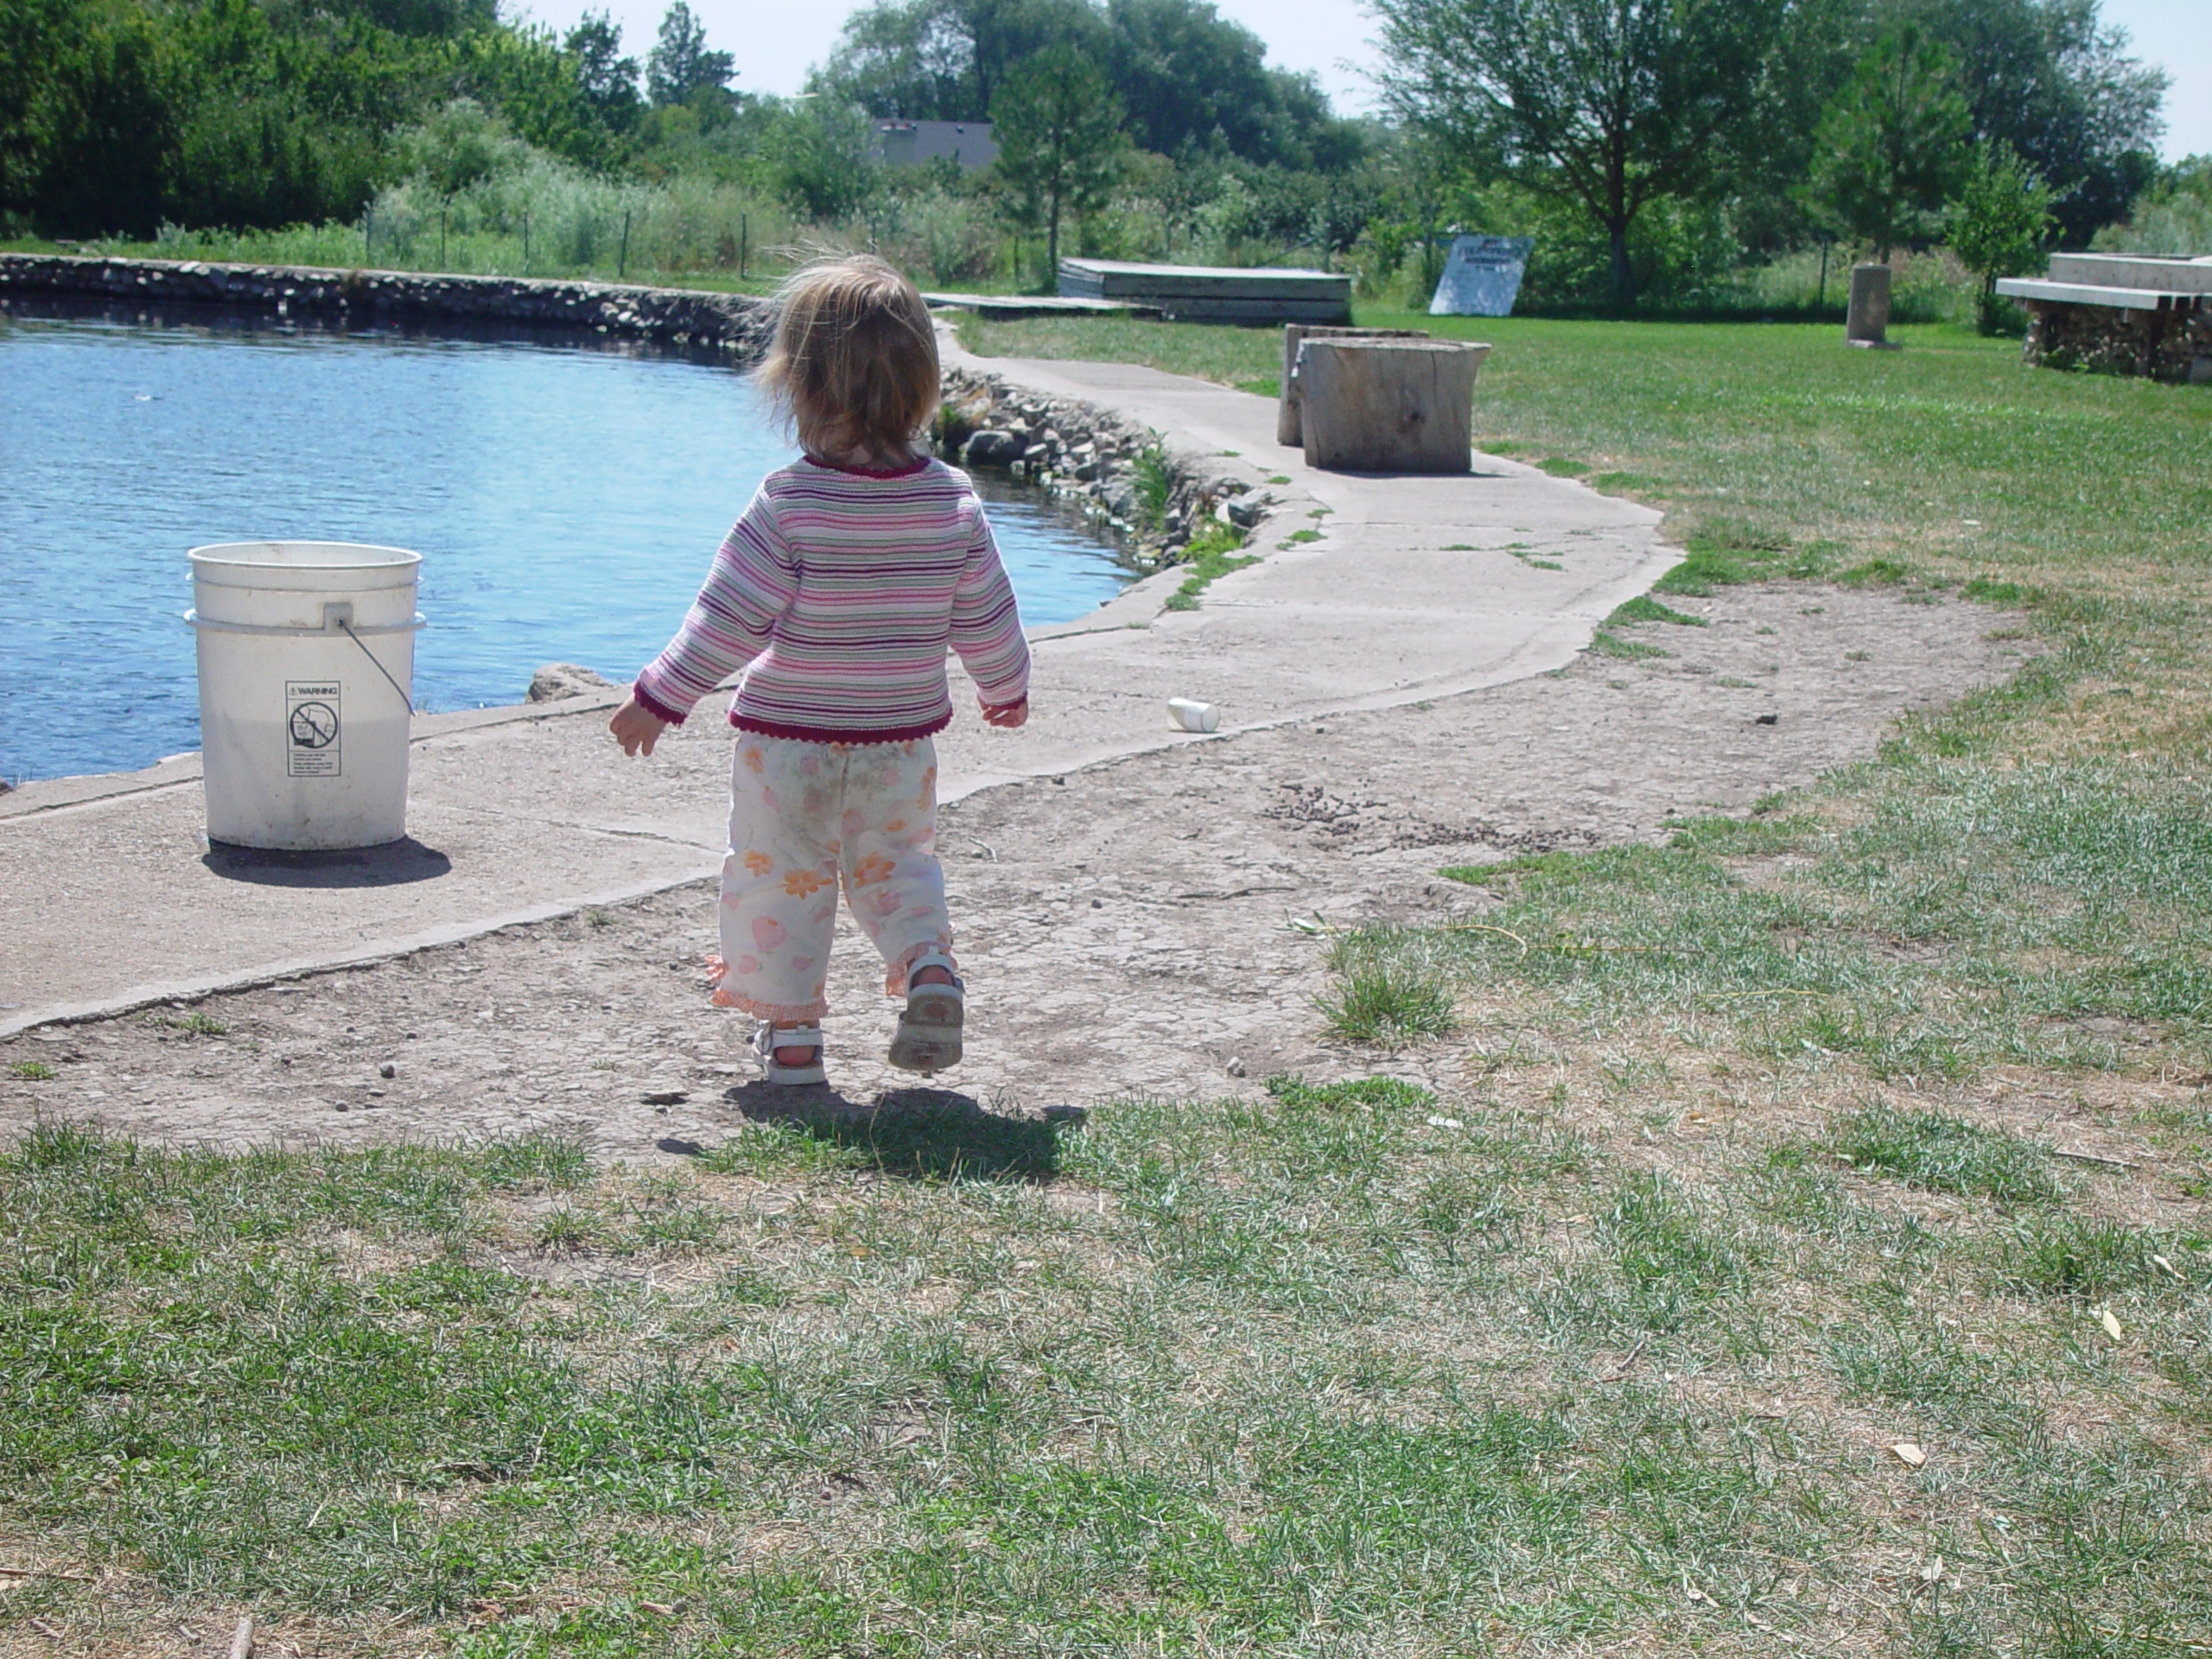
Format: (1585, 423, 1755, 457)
(516, 0, 2210, 162)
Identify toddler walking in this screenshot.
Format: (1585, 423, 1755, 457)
(609, 255, 1030, 1084)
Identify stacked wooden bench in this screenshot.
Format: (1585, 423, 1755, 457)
(1056, 258, 1352, 326)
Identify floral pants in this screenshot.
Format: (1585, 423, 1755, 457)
(708, 733, 951, 1022)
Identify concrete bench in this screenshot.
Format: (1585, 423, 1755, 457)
(1997, 253, 2212, 383)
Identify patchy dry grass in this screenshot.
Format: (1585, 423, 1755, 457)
(3, 1075, 2207, 1656)
(962, 308, 2212, 1652)
(6, 321, 2209, 1654)
(4, 918, 2209, 1655)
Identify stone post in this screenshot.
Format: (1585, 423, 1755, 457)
(1846, 263, 1899, 349)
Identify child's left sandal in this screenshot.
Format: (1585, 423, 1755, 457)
(753, 1020, 828, 1086)
(888, 949, 964, 1073)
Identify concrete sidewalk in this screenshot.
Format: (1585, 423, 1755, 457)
(0, 353, 1670, 1037)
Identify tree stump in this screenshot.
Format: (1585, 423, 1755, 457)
(1277, 324, 1431, 446)
(1295, 340, 1489, 473)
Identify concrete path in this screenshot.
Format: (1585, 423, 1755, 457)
(0, 353, 1669, 1038)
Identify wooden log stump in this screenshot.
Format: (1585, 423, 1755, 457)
(1296, 339, 1490, 473)
(1277, 324, 1430, 446)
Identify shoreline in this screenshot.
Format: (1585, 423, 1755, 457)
(0, 252, 775, 350)
(0, 278, 1249, 801)
(0, 273, 1195, 798)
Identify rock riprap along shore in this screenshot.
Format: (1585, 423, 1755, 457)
(0, 253, 778, 351)
(937, 366, 1276, 571)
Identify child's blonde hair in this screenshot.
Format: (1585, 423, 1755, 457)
(757, 255, 939, 461)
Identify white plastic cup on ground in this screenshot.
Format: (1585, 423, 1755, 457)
(188, 540, 423, 849)
(1168, 697, 1220, 733)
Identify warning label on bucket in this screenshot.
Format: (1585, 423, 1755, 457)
(286, 681, 342, 777)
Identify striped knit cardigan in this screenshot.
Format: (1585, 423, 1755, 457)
(632, 454, 1032, 745)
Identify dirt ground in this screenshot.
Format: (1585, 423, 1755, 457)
(0, 582, 2036, 1154)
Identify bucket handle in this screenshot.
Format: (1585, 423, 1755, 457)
(182, 607, 426, 638)
(182, 603, 424, 714)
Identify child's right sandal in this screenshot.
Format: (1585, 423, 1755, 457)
(888, 949, 963, 1073)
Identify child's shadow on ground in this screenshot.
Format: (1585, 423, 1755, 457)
(689, 1083, 1079, 1180)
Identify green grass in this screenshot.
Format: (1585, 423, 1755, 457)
(144, 1008, 228, 1037)
(1158, 519, 1258, 612)
(10, 304, 2212, 1657)
(959, 312, 1290, 396)
(1405, 757, 2212, 1081)
(1826, 1102, 2064, 1205)
(1313, 948, 1459, 1041)
(948, 308, 2212, 1103)
(1402, 758, 2212, 1082)
(963, 308, 2210, 594)
(7, 1090, 2206, 1656)
(1587, 628, 1671, 661)
(1608, 594, 1709, 627)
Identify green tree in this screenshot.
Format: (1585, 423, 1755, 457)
(1704, 0, 1863, 256)
(1101, 0, 1356, 168)
(564, 10, 641, 133)
(0, 0, 73, 216)
(2094, 154, 2212, 258)
(1373, 0, 1791, 310)
(1950, 137, 2051, 331)
(769, 97, 877, 219)
(816, 0, 1358, 171)
(162, 0, 385, 228)
(815, 0, 1104, 124)
(393, 96, 524, 197)
(1895, 0, 2165, 245)
(278, 0, 496, 38)
(645, 1, 734, 107)
(16, 0, 180, 236)
(448, 22, 622, 167)
(990, 43, 1126, 276)
(1807, 23, 1971, 259)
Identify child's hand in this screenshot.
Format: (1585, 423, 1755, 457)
(610, 696, 669, 757)
(982, 695, 1028, 729)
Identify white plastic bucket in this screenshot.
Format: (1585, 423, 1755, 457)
(187, 541, 424, 849)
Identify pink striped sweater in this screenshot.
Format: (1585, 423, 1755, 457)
(632, 454, 1032, 744)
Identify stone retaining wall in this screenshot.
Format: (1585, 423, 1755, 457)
(2020, 299, 2212, 384)
(0, 253, 775, 351)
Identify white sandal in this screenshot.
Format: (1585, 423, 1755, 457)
(753, 1020, 827, 1086)
(888, 949, 964, 1073)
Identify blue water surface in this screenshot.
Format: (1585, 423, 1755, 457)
(0, 308, 1128, 783)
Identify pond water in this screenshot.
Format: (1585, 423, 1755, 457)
(0, 306, 1130, 784)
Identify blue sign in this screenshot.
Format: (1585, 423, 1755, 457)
(1429, 235, 1534, 317)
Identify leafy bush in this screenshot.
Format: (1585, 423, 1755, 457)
(2094, 156, 2212, 258)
